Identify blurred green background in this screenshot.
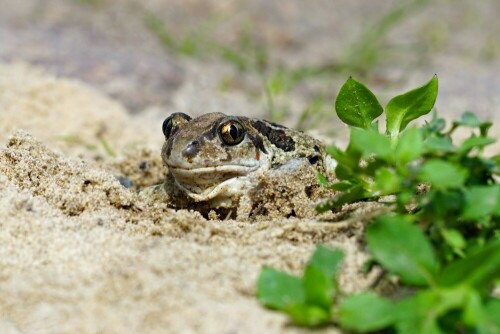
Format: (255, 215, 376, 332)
(1, 0, 499, 137)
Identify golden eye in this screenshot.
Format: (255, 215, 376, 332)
(162, 113, 191, 139)
(219, 119, 245, 146)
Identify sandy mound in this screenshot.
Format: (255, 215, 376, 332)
(0, 63, 160, 159)
(0, 63, 371, 333)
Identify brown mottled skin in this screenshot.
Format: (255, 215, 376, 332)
(157, 112, 335, 210)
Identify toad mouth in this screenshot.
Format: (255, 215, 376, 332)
(168, 164, 261, 200)
(174, 176, 250, 201)
(168, 163, 260, 176)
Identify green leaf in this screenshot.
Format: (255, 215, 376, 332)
(307, 245, 344, 280)
(284, 303, 331, 327)
(450, 112, 493, 137)
(462, 289, 486, 326)
(326, 145, 359, 171)
(395, 288, 466, 334)
(329, 182, 354, 191)
(455, 111, 483, 127)
(492, 155, 500, 176)
(395, 127, 424, 165)
(418, 159, 469, 190)
(482, 298, 500, 332)
(335, 77, 383, 128)
(386, 75, 438, 136)
(462, 185, 500, 220)
(452, 112, 491, 130)
(424, 136, 454, 153)
(317, 173, 353, 191)
(302, 245, 342, 312)
(334, 164, 354, 181)
(422, 112, 446, 135)
(350, 127, 393, 161)
(438, 238, 500, 291)
(458, 136, 496, 156)
(257, 267, 304, 309)
(364, 158, 389, 178)
(317, 172, 331, 188)
(316, 184, 368, 212)
(367, 215, 439, 286)
(338, 292, 396, 332)
(441, 229, 466, 257)
(375, 167, 401, 194)
(420, 190, 464, 222)
(395, 291, 443, 334)
(303, 266, 333, 312)
(480, 122, 494, 137)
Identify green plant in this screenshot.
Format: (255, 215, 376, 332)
(318, 75, 499, 263)
(257, 245, 344, 326)
(257, 76, 500, 332)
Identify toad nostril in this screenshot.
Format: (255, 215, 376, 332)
(182, 140, 200, 159)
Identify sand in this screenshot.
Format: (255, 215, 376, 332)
(0, 63, 377, 334)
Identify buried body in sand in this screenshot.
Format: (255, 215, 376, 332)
(0, 64, 377, 333)
(142, 111, 338, 220)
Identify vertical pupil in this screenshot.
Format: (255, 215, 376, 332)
(163, 119, 171, 136)
(229, 124, 238, 139)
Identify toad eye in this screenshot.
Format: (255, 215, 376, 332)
(162, 113, 192, 139)
(162, 117, 174, 138)
(219, 119, 245, 146)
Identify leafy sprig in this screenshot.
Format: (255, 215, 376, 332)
(257, 76, 500, 332)
(257, 245, 343, 326)
(318, 75, 499, 263)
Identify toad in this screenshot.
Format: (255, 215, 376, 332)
(144, 112, 336, 219)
